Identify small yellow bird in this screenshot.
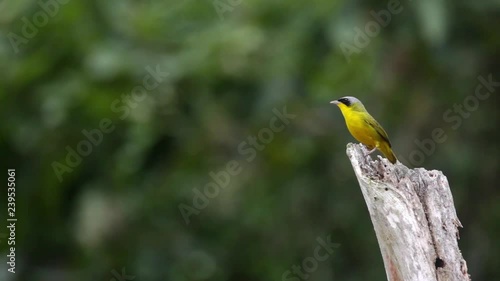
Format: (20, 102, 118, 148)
(331, 96, 397, 164)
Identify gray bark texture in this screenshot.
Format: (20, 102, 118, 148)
(346, 143, 470, 281)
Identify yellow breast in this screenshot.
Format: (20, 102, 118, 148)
(339, 106, 378, 147)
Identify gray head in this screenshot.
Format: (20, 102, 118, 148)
(330, 96, 363, 107)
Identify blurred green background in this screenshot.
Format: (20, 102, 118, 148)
(0, 0, 499, 280)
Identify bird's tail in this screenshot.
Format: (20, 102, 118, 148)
(379, 143, 397, 164)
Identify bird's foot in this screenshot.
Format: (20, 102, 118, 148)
(364, 146, 377, 156)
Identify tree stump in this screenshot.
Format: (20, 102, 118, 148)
(346, 143, 470, 281)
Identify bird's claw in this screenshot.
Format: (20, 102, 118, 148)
(364, 146, 377, 156)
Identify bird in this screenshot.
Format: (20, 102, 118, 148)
(330, 96, 397, 164)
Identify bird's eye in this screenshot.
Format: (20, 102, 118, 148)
(339, 98, 351, 106)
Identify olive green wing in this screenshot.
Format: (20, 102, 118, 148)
(364, 117, 392, 147)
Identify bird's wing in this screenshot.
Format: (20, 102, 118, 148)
(364, 118, 392, 147)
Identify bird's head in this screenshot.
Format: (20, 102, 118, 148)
(330, 96, 366, 111)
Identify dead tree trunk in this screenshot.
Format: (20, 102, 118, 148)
(345, 143, 470, 281)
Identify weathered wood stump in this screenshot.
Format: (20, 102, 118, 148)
(346, 143, 470, 281)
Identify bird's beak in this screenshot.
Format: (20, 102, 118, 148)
(330, 100, 339, 105)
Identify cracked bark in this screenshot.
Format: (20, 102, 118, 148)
(346, 143, 470, 281)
